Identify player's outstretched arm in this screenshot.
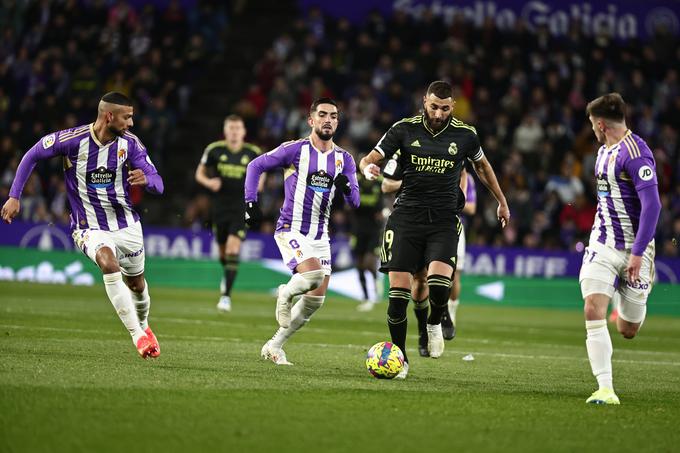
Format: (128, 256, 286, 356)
(128, 147, 164, 194)
(471, 156, 509, 227)
(244, 145, 294, 202)
(359, 150, 383, 180)
(2, 134, 64, 223)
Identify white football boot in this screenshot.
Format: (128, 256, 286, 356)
(216, 295, 232, 312)
(261, 340, 293, 366)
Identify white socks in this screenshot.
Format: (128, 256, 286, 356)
(448, 298, 460, 323)
(271, 295, 325, 348)
(103, 272, 145, 344)
(280, 270, 325, 301)
(130, 279, 150, 331)
(585, 319, 613, 390)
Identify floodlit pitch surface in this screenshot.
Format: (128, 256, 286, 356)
(1, 282, 679, 452)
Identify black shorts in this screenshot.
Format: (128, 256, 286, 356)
(379, 210, 461, 275)
(212, 216, 246, 244)
(352, 225, 381, 256)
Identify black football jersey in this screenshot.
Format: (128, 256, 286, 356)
(200, 140, 261, 218)
(375, 114, 483, 214)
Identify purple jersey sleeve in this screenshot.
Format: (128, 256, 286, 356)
(9, 133, 65, 199)
(342, 152, 360, 208)
(244, 143, 296, 202)
(621, 136, 660, 255)
(632, 185, 661, 255)
(128, 137, 164, 194)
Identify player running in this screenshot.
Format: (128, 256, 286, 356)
(243, 98, 360, 365)
(1, 92, 163, 359)
(580, 93, 661, 405)
(195, 115, 261, 312)
(360, 81, 509, 378)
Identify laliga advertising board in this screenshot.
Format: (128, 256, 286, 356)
(2, 220, 680, 283)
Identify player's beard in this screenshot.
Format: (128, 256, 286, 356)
(108, 124, 126, 137)
(315, 126, 334, 141)
(424, 110, 451, 132)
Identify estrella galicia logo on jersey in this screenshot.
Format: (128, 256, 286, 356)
(42, 134, 56, 149)
(597, 177, 610, 196)
(448, 142, 458, 155)
(307, 169, 333, 193)
(638, 165, 654, 181)
(87, 166, 115, 189)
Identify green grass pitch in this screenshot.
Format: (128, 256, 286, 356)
(1, 281, 679, 452)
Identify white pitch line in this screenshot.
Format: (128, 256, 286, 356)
(2, 324, 680, 368)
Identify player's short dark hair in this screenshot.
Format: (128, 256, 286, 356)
(224, 114, 244, 124)
(100, 91, 133, 106)
(426, 81, 453, 99)
(310, 97, 338, 114)
(586, 93, 626, 122)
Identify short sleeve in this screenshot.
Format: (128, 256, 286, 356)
(200, 146, 216, 166)
(382, 151, 402, 180)
(375, 123, 405, 159)
(467, 132, 484, 162)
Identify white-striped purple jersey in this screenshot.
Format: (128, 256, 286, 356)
(244, 137, 360, 241)
(10, 123, 163, 231)
(591, 131, 658, 251)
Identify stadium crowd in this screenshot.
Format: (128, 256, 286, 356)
(1, 2, 679, 257)
(0, 0, 228, 222)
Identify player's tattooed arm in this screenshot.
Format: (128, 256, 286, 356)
(471, 156, 509, 228)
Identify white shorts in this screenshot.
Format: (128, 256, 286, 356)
(579, 240, 655, 322)
(72, 222, 145, 276)
(456, 225, 466, 271)
(275, 231, 332, 276)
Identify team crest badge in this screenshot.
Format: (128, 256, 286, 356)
(448, 142, 458, 155)
(117, 143, 128, 165)
(241, 156, 250, 165)
(220, 154, 228, 161)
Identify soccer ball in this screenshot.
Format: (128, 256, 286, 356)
(365, 341, 404, 379)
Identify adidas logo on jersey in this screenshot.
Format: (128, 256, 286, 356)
(411, 140, 421, 147)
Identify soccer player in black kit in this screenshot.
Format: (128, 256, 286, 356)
(359, 81, 510, 378)
(195, 114, 261, 312)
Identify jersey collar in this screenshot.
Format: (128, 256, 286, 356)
(308, 135, 336, 154)
(89, 123, 116, 148)
(422, 115, 450, 137)
(605, 129, 632, 152)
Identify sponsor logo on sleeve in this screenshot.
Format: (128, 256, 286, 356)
(42, 134, 56, 149)
(638, 165, 654, 181)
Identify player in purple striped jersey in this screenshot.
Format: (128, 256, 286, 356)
(1, 92, 164, 359)
(243, 98, 360, 365)
(580, 93, 661, 405)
